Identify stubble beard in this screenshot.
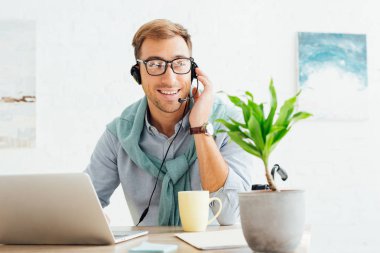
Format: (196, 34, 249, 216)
(152, 98, 183, 113)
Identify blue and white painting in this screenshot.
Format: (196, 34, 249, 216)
(0, 21, 36, 148)
(298, 32, 368, 120)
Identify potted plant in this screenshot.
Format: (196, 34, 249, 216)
(217, 79, 312, 253)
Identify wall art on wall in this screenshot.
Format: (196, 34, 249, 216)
(0, 21, 36, 148)
(297, 32, 368, 120)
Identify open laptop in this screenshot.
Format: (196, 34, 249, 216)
(0, 173, 148, 245)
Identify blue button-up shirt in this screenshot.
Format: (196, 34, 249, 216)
(85, 100, 253, 226)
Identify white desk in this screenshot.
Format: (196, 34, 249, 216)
(0, 225, 311, 252)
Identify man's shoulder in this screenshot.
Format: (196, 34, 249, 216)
(120, 98, 146, 121)
(107, 97, 146, 136)
(211, 94, 241, 121)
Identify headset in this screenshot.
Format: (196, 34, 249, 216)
(130, 58, 199, 226)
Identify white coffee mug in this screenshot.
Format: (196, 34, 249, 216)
(178, 191, 222, 232)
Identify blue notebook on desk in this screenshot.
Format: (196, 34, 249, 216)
(129, 242, 178, 253)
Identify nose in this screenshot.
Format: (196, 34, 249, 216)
(160, 63, 176, 84)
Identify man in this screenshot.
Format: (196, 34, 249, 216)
(85, 19, 252, 226)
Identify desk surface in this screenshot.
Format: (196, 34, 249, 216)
(0, 225, 311, 253)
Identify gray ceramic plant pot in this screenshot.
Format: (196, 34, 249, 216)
(239, 190, 305, 253)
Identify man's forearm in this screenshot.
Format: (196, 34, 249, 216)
(194, 134, 229, 192)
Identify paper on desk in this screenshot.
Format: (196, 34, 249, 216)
(175, 229, 248, 250)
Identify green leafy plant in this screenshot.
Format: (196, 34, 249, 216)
(217, 80, 312, 191)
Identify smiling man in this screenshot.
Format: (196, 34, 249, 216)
(85, 19, 252, 226)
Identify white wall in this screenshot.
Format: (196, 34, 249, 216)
(1, 1, 379, 252)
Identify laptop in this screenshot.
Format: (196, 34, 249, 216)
(0, 173, 148, 245)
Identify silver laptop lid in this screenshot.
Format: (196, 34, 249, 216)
(0, 173, 115, 245)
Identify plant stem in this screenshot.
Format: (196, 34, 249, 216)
(263, 159, 279, 191)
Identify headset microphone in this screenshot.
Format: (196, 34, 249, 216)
(178, 97, 190, 103)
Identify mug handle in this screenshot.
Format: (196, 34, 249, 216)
(207, 197, 222, 225)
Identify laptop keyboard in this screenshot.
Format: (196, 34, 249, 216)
(112, 230, 148, 243)
(112, 230, 142, 238)
(113, 234, 127, 239)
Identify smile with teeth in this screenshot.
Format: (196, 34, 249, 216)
(158, 89, 180, 95)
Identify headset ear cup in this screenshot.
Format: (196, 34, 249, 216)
(130, 65, 142, 85)
(191, 62, 198, 82)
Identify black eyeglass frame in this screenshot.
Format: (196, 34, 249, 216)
(136, 57, 194, 76)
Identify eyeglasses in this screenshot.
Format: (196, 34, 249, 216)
(136, 57, 194, 76)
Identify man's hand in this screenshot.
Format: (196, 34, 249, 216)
(189, 68, 228, 192)
(189, 68, 214, 127)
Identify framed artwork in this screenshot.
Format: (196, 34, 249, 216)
(297, 32, 368, 120)
(0, 21, 36, 148)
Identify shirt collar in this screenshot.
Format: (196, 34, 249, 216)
(144, 109, 190, 137)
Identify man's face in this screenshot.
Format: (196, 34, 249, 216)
(139, 36, 192, 114)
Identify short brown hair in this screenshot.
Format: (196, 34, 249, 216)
(132, 19, 192, 59)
